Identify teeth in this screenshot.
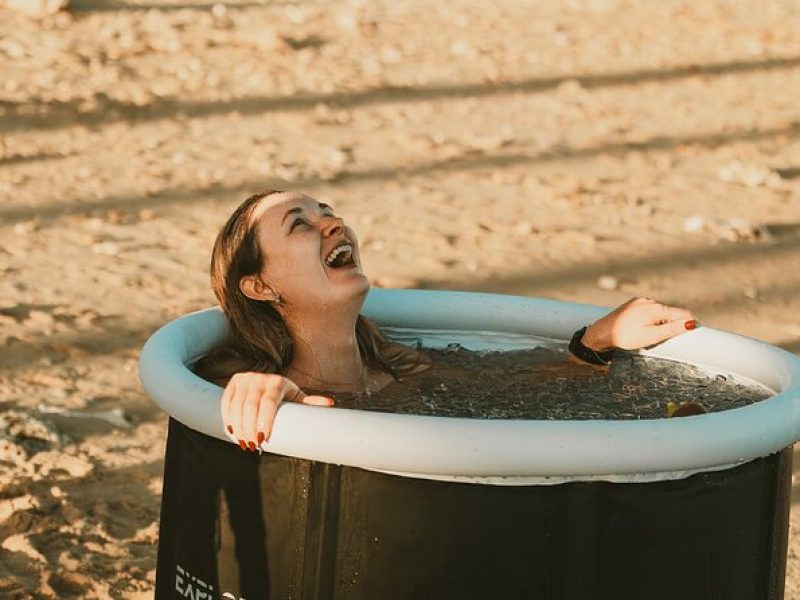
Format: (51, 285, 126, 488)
(325, 243, 353, 266)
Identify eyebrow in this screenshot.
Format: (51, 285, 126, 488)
(281, 207, 303, 225)
(281, 203, 334, 225)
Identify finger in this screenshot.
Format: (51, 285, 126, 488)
(242, 384, 262, 452)
(257, 387, 281, 444)
(640, 303, 693, 325)
(280, 378, 306, 404)
(645, 319, 697, 346)
(656, 304, 695, 323)
(229, 384, 248, 452)
(220, 381, 236, 441)
(236, 381, 262, 450)
(280, 378, 335, 406)
(302, 395, 336, 407)
(255, 378, 285, 445)
(254, 378, 304, 444)
(255, 398, 270, 447)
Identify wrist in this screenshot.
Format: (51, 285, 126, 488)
(581, 325, 614, 352)
(568, 326, 615, 366)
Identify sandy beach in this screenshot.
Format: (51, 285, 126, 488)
(1, 0, 800, 596)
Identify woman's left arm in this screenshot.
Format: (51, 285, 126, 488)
(569, 297, 698, 366)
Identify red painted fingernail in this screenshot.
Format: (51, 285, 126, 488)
(257, 432, 265, 445)
(249, 441, 256, 452)
(239, 440, 246, 451)
(227, 425, 233, 434)
(685, 320, 699, 330)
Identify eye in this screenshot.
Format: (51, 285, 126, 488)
(289, 217, 309, 233)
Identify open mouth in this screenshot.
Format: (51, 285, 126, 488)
(324, 242, 357, 269)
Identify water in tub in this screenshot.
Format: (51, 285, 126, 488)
(315, 342, 771, 420)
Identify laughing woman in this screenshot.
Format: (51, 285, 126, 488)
(193, 190, 698, 452)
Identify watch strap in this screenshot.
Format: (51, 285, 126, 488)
(568, 326, 615, 365)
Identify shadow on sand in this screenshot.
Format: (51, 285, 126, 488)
(69, 0, 285, 12)
(2, 54, 799, 133)
(2, 120, 800, 223)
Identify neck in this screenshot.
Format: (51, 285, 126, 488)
(282, 307, 367, 391)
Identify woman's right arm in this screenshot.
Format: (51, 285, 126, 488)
(568, 296, 698, 366)
(220, 372, 334, 453)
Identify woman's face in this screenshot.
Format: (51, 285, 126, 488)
(249, 192, 369, 312)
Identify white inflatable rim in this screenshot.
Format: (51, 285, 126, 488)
(138, 289, 800, 484)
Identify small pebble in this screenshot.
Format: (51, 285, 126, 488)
(91, 241, 119, 256)
(683, 215, 706, 234)
(13, 222, 37, 235)
(597, 275, 619, 291)
(4, 0, 69, 17)
(717, 161, 782, 188)
(513, 221, 536, 236)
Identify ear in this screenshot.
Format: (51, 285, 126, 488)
(239, 275, 279, 303)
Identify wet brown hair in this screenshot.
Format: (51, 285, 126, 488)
(193, 190, 403, 384)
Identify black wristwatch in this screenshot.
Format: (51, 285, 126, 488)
(568, 326, 615, 365)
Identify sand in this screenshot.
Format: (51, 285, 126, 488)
(1, 0, 799, 597)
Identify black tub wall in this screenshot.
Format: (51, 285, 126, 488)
(156, 418, 792, 600)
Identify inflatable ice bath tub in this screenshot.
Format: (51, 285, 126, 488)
(139, 289, 800, 600)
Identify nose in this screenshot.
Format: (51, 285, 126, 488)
(320, 215, 344, 237)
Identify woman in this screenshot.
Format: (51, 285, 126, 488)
(195, 189, 698, 452)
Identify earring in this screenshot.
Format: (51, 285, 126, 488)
(262, 280, 282, 306)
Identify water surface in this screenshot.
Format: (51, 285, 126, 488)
(328, 345, 771, 420)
